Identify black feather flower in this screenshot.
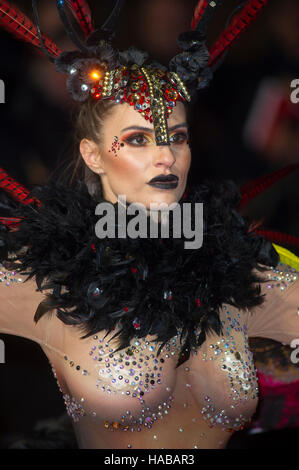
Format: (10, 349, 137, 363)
(118, 47, 149, 66)
(169, 46, 210, 85)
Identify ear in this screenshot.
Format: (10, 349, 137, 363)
(80, 139, 105, 175)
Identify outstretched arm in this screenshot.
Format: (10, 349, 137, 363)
(245, 261, 299, 346)
(0, 262, 50, 344)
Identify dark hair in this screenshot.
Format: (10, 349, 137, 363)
(68, 98, 117, 199)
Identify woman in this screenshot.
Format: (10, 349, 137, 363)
(0, 0, 298, 449)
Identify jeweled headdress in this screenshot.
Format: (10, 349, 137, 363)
(0, 0, 268, 144)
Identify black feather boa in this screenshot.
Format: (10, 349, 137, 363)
(0, 179, 279, 366)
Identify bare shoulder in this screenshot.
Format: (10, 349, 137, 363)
(243, 262, 299, 343)
(253, 262, 298, 300)
(0, 262, 50, 343)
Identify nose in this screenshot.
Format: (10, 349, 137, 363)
(153, 144, 176, 169)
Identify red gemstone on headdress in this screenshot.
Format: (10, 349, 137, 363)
(124, 307, 129, 312)
(195, 298, 201, 307)
(91, 243, 96, 252)
(131, 267, 137, 274)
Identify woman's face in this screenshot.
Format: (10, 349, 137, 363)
(80, 101, 191, 210)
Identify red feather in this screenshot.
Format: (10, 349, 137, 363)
(208, 0, 268, 67)
(65, 0, 93, 37)
(0, 167, 41, 207)
(191, 0, 209, 31)
(0, 216, 21, 229)
(239, 164, 299, 210)
(0, 0, 61, 58)
(253, 229, 299, 247)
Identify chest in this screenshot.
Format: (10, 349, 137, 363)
(48, 305, 259, 433)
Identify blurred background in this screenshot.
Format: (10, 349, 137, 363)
(0, 0, 298, 449)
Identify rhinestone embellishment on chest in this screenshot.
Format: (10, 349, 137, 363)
(57, 331, 183, 432)
(90, 335, 179, 395)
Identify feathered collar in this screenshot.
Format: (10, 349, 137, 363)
(1, 178, 279, 366)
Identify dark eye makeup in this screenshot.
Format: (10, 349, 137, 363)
(122, 130, 188, 147)
(169, 132, 189, 144)
(123, 133, 150, 146)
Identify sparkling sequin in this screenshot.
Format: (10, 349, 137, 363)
(266, 263, 297, 291)
(63, 394, 86, 422)
(89, 334, 181, 403)
(0, 263, 23, 286)
(54, 305, 260, 437)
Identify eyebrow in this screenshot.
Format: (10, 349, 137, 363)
(121, 122, 188, 133)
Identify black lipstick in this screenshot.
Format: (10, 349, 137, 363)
(147, 174, 178, 189)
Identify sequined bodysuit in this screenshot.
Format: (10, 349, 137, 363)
(0, 261, 298, 449)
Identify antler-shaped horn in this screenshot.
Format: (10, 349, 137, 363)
(101, 0, 125, 35)
(191, 0, 224, 34)
(56, 0, 90, 52)
(168, 1, 223, 93)
(85, 0, 126, 46)
(170, 0, 270, 94)
(208, 0, 268, 68)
